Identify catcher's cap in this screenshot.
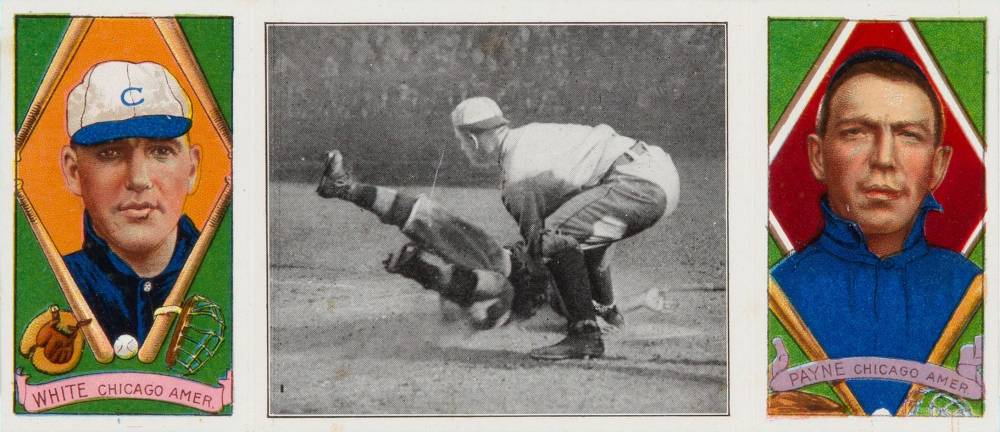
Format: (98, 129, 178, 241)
(451, 97, 508, 131)
(828, 49, 928, 92)
(67, 61, 192, 146)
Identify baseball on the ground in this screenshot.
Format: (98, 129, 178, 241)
(114, 334, 139, 359)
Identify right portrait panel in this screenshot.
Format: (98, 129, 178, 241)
(767, 19, 985, 417)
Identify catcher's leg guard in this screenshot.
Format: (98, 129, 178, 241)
(585, 245, 614, 306)
(544, 238, 597, 324)
(584, 245, 623, 329)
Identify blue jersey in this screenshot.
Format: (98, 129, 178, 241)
(771, 195, 981, 415)
(64, 213, 200, 345)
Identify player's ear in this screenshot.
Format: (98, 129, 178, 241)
(59, 145, 83, 196)
(470, 132, 480, 151)
(807, 133, 826, 182)
(187, 143, 201, 193)
(929, 143, 953, 191)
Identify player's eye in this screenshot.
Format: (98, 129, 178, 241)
(149, 145, 178, 160)
(898, 130, 925, 142)
(95, 148, 122, 161)
(839, 127, 868, 140)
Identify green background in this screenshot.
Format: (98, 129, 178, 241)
(767, 19, 986, 415)
(14, 16, 233, 415)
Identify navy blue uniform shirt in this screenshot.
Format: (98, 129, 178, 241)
(64, 213, 200, 345)
(771, 195, 981, 415)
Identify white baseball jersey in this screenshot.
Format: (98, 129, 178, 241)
(499, 122, 680, 215)
(499, 123, 634, 213)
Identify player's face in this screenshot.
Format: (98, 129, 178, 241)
(455, 128, 495, 169)
(61, 137, 201, 256)
(807, 73, 951, 237)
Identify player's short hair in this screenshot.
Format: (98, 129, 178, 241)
(816, 49, 944, 145)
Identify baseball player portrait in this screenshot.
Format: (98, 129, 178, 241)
(58, 60, 202, 348)
(769, 50, 983, 415)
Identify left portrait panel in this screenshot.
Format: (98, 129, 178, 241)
(13, 16, 233, 415)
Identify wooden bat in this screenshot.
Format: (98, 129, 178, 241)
(769, 277, 865, 415)
(136, 18, 234, 363)
(138, 178, 231, 363)
(895, 274, 983, 415)
(13, 18, 114, 363)
(16, 183, 114, 363)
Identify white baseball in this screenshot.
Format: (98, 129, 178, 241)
(114, 334, 139, 359)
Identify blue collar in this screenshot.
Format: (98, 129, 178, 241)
(816, 195, 942, 265)
(81, 212, 200, 283)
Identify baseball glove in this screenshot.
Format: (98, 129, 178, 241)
(19, 306, 90, 375)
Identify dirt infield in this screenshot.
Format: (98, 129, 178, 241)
(268, 155, 727, 415)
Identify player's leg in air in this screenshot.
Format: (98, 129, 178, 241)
(316, 149, 515, 329)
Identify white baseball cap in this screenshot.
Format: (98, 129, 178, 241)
(451, 97, 508, 130)
(66, 61, 192, 146)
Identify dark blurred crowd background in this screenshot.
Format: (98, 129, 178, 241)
(268, 25, 725, 185)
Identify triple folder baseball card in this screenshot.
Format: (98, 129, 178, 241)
(0, 1, 999, 432)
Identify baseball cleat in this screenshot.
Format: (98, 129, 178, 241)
(529, 320, 604, 360)
(383, 243, 422, 275)
(316, 150, 355, 199)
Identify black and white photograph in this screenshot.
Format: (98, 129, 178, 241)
(267, 24, 727, 415)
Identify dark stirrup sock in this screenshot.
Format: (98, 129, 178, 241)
(347, 184, 377, 208)
(433, 264, 478, 308)
(345, 184, 418, 230)
(405, 257, 444, 288)
(378, 193, 419, 229)
(401, 257, 477, 308)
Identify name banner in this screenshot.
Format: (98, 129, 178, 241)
(769, 336, 983, 400)
(15, 369, 233, 413)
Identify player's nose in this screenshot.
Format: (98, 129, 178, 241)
(869, 127, 897, 170)
(126, 151, 153, 191)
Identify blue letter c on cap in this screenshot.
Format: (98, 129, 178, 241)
(120, 87, 144, 107)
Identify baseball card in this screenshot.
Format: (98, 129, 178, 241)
(11, 16, 233, 415)
(267, 23, 728, 415)
(767, 19, 986, 417)
(4, 0, 1000, 432)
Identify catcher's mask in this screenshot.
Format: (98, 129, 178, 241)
(165, 295, 226, 375)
